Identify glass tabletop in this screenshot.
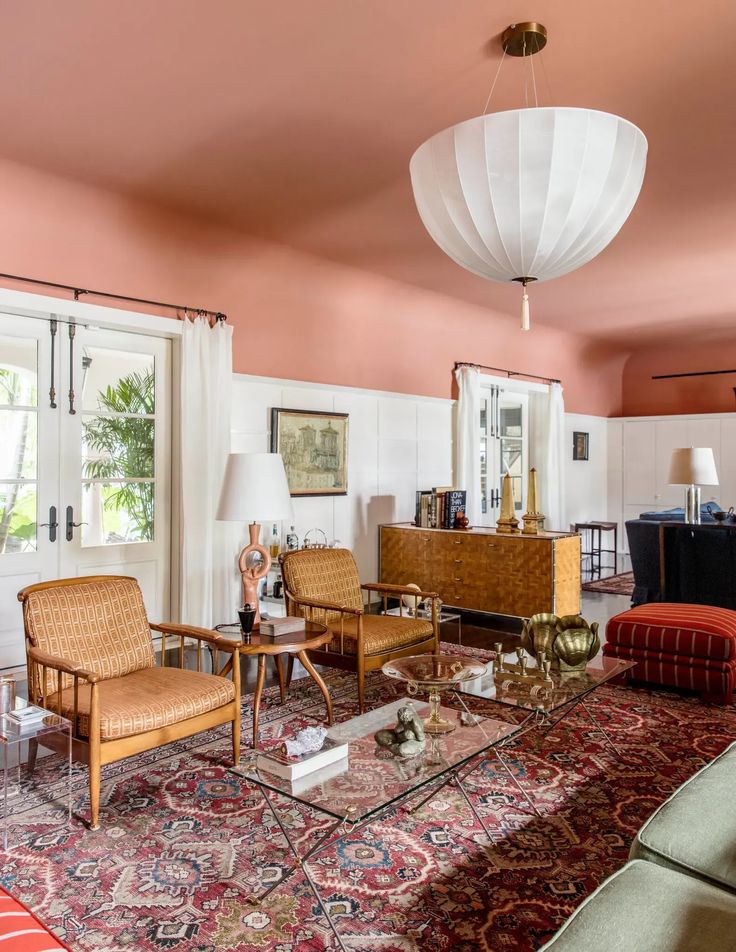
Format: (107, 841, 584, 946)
(382, 654, 487, 689)
(236, 698, 521, 825)
(0, 697, 71, 746)
(383, 607, 461, 622)
(458, 656, 636, 713)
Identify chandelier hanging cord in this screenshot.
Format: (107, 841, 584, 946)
(482, 45, 507, 114)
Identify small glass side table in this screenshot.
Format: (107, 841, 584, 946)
(0, 698, 72, 849)
(382, 607, 463, 645)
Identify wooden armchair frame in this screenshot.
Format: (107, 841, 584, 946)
(18, 578, 241, 830)
(281, 557, 440, 712)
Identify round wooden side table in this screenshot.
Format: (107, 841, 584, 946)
(217, 621, 333, 747)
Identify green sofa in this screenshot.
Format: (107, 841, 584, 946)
(539, 741, 736, 951)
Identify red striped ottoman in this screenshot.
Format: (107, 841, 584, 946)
(0, 887, 69, 950)
(603, 603, 736, 704)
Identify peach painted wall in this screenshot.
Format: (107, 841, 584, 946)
(0, 157, 625, 415)
(622, 342, 736, 416)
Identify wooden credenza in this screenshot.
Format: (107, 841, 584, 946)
(379, 523, 581, 618)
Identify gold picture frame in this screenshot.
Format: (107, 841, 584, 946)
(271, 407, 348, 497)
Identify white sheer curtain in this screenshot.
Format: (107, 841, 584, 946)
(179, 317, 237, 627)
(531, 382, 566, 531)
(454, 365, 482, 526)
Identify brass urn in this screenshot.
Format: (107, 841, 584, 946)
(521, 613, 601, 672)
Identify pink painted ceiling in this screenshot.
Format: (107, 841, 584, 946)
(0, 0, 734, 346)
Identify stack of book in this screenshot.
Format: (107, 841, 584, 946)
(5, 705, 49, 731)
(257, 737, 349, 793)
(259, 616, 306, 640)
(415, 487, 467, 529)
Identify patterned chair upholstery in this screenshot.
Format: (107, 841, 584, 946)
(18, 576, 241, 829)
(280, 548, 439, 711)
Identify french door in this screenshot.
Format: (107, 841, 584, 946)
(0, 314, 171, 668)
(479, 386, 529, 526)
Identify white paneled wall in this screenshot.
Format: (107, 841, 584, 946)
(564, 413, 610, 530)
(231, 374, 453, 580)
(610, 412, 735, 553)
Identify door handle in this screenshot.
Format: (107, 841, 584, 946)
(65, 505, 88, 541)
(39, 506, 58, 543)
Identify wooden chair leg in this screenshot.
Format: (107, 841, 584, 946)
(232, 707, 241, 766)
(27, 738, 38, 775)
(275, 655, 287, 703)
(89, 759, 101, 831)
(286, 653, 294, 688)
(357, 657, 366, 714)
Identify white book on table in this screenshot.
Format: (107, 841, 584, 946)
(256, 737, 349, 781)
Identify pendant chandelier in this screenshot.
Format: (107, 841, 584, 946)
(410, 22, 647, 330)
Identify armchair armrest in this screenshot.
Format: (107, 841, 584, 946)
(362, 582, 440, 600)
(27, 646, 100, 683)
(287, 594, 364, 616)
(150, 622, 238, 652)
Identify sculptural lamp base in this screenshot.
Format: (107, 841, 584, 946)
(423, 687, 456, 734)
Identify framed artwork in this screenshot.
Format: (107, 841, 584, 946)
(271, 407, 349, 496)
(573, 431, 589, 461)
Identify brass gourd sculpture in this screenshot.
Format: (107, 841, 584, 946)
(521, 613, 601, 672)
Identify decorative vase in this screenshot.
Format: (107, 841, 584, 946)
(521, 613, 601, 671)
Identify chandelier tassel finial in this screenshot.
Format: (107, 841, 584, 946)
(521, 279, 530, 331)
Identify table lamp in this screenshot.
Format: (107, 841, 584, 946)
(216, 453, 294, 623)
(668, 447, 719, 524)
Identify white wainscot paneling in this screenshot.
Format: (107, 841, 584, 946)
(231, 432, 269, 453)
(564, 414, 608, 529)
(0, 571, 40, 668)
(655, 420, 690, 507)
(334, 480, 379, 578)
(289, 496, 335, 547)
(378, 438, 417, 475)
(378, 398, 417, 441)
(335, 393, 378, 471)
(623, 421, 656, 505)
(417, 439, 452, 485)
(376, 475, 418, 525)
(231, 381, 282, 433)
(281, 387, 334, 412)
(417, 401, 452, 443)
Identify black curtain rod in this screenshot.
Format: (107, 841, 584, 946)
(0, 271, 227, 321)
(455, 361, 560, 385)
(652, 369, 736, 380)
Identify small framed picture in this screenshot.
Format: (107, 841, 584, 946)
(271, 407, 348, 496)
(573, 431, 589, 461)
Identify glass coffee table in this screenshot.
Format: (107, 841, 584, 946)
(234, 698, 524, 951)
(455, 654, 637, 816)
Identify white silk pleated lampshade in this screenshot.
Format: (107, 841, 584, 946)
(668, 448, 719, 487)
(216, 453, 294, 523)
(410, 107, 647, 285)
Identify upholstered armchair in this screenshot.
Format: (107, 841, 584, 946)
(280, 548, 439, 712)
(17, 575, 241, 829)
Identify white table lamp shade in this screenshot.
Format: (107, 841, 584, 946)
(216, 453, 294, 522)
(668, 448, 719, 486)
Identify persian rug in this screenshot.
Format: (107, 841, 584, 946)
(1, 643, 734, 952)
(581, 571, 635, 596)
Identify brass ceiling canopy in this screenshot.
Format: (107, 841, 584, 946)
(501, 22, 547, 57)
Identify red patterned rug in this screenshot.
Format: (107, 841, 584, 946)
(1, 644, 734, 952)
(581, 571, 635, 596)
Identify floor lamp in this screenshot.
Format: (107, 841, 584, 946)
(668, 447, 719, 524)
(216, 453, 294, 623)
